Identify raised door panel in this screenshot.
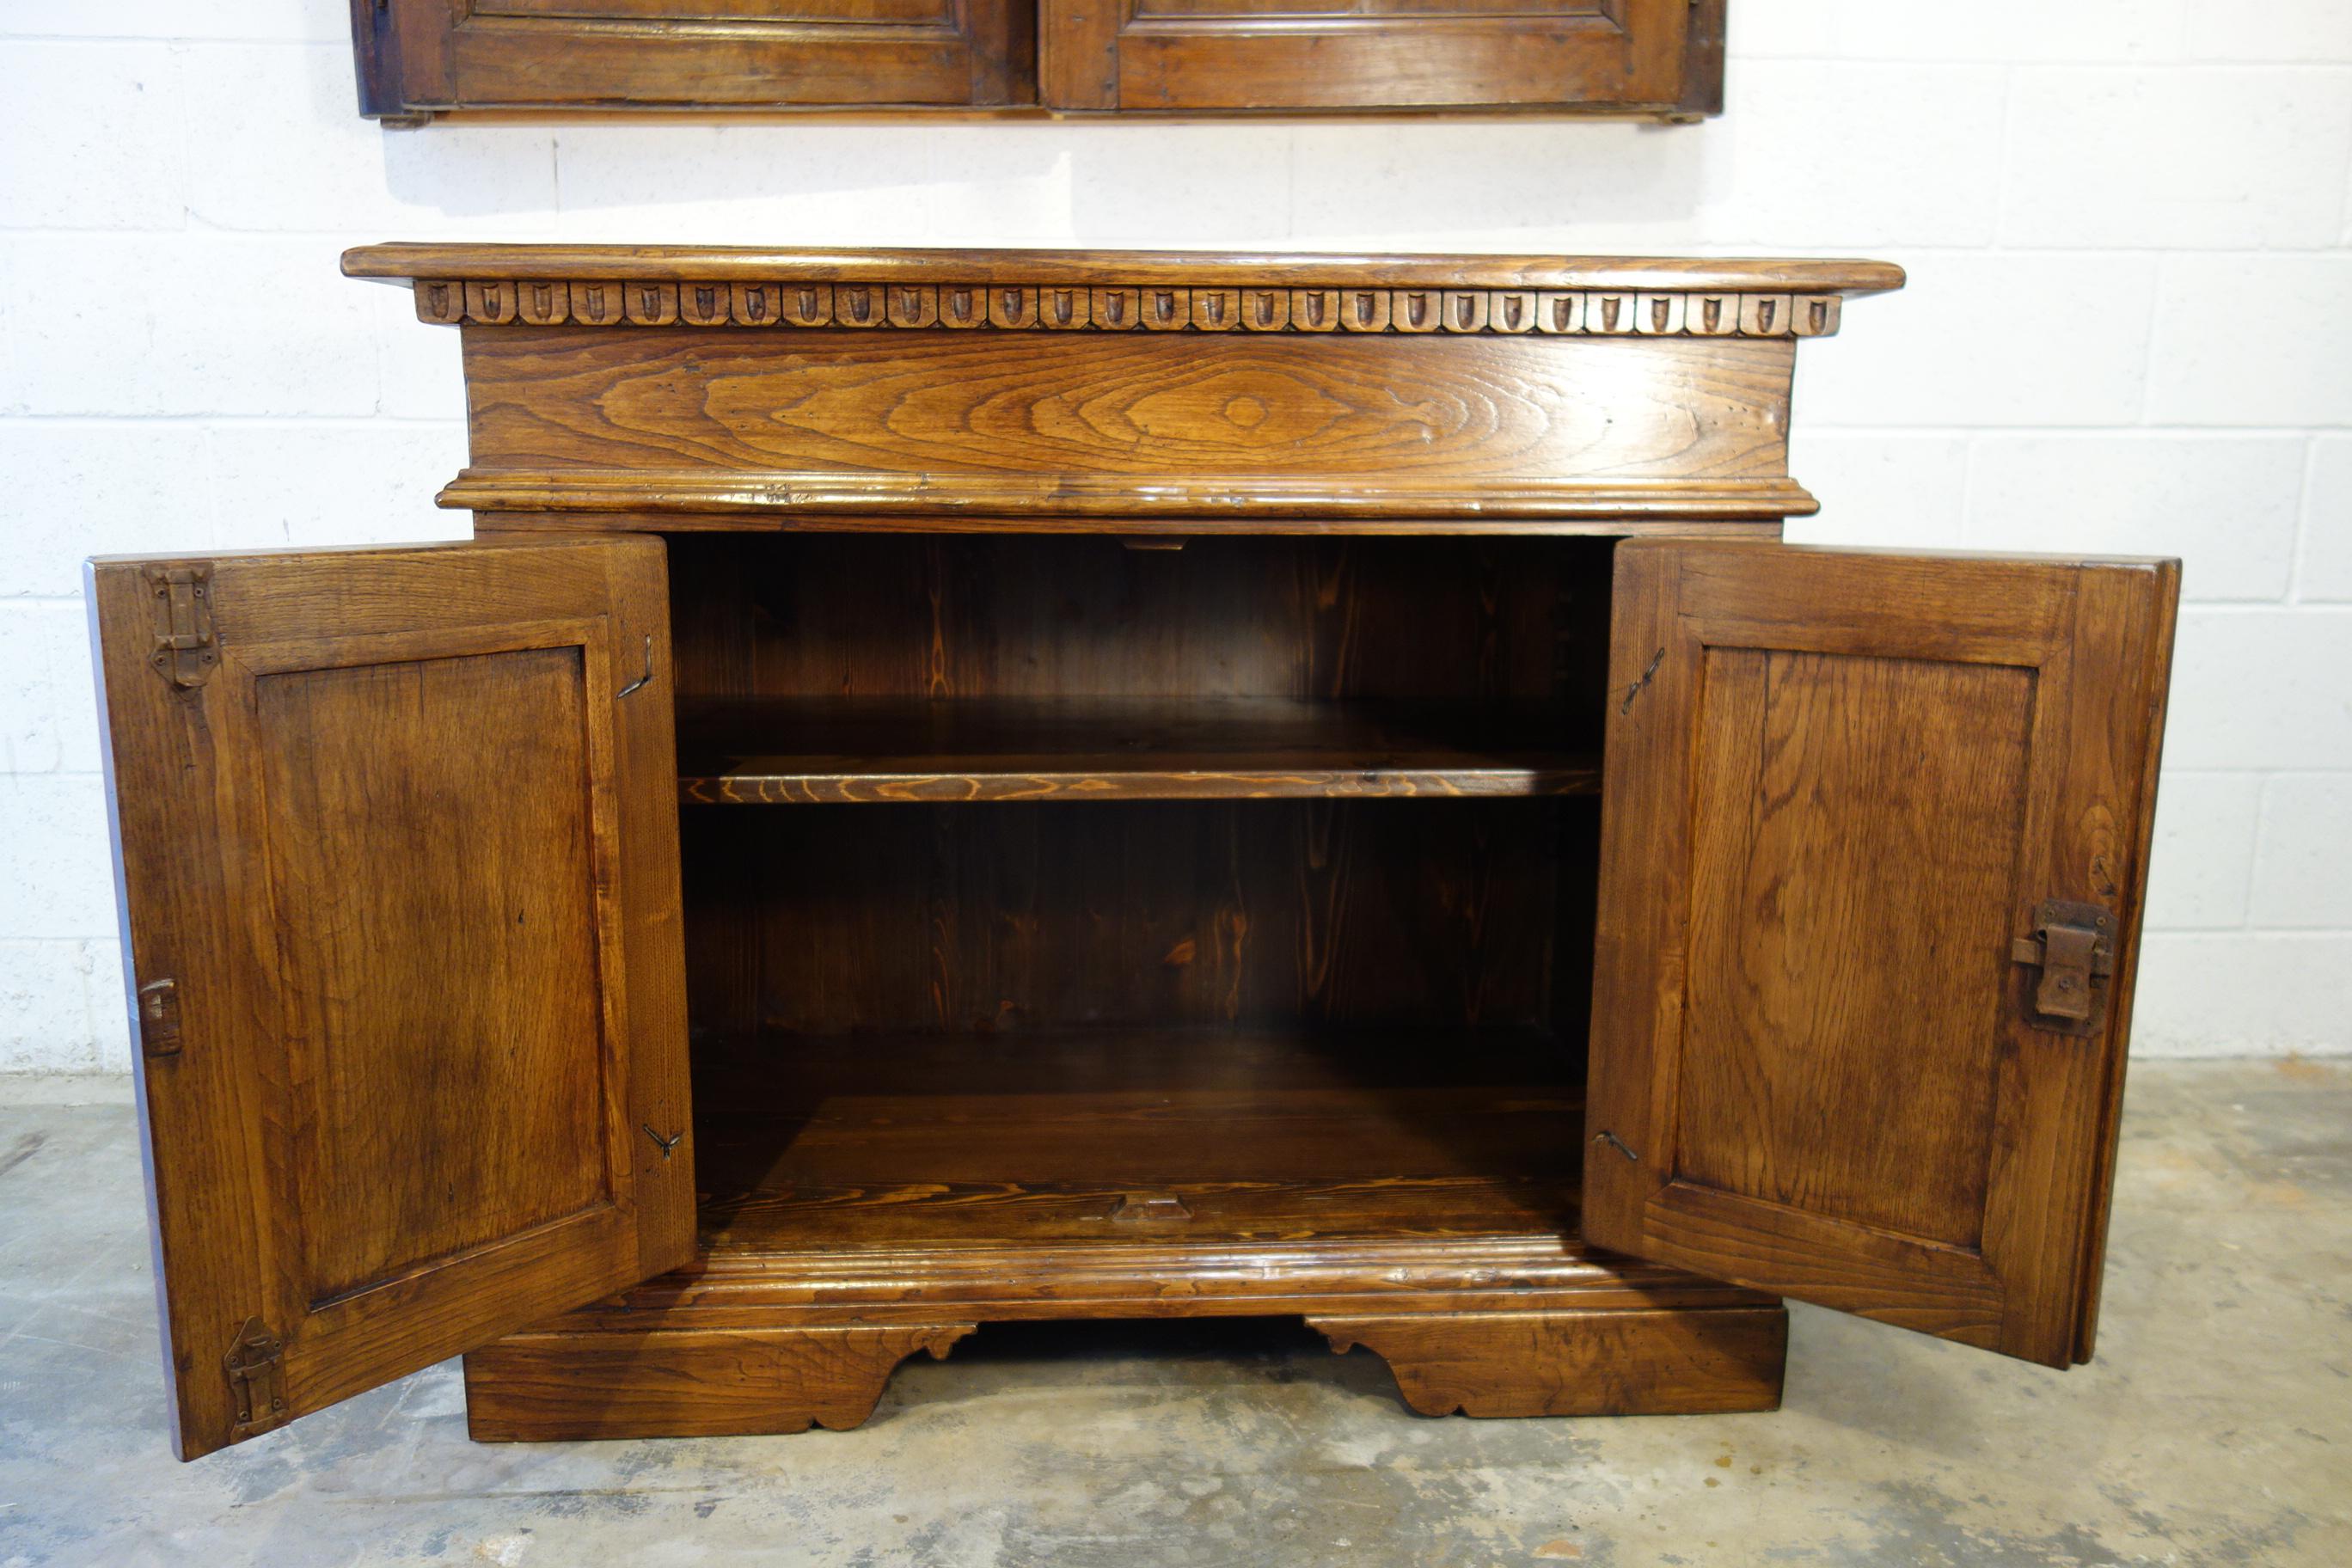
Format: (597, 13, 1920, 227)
(1039, 0, 1714, 112)
(354, 0, 1032, 115)
(89, 536, 692, 1459)
(1583, 542, 2177, 1369)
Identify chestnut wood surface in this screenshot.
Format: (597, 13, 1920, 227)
(352, 0, 1718, 120)
(664, 532, 1606, 1052)
(463, 1303, 1781, 1439)
(463, 1324, 977, 1441)
(662, 533, 1608, 713)
(342, 245, 1896, 530)
(95, 246, 2188, 1455)
(342, 245, 1904, 295)
(462, 1020, 1783, 1438)
(1582, 541, 2179, 1369)
(680, 797, 1591, 1038)
(449, 326, 1805, 523)
(89, 536, 694, 1460)
(1310, 1306, 1784, 1419)
(352, 0, 1033, 119)
(690, 1026, 1581, 1250)
(676, 695, 1599, 803)
(1040, 0, 1706, 114)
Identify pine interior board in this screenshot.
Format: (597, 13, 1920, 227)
(676, 695, 1600, 803)
(678, 796, 1590, 1038)
(689, 1027, 1583, 1252)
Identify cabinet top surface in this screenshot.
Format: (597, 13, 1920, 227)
(341, 244, 1905, 297)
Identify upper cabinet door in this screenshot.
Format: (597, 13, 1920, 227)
(1583, 542, 2178, 1369)
(1039, 0, 1718, 113)
(89, 536, 694, 1459)
(353, 0, 1035, 119)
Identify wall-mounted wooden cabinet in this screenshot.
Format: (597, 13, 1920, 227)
(351, 0, 1721, 121)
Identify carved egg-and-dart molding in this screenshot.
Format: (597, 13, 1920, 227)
(413, 279, 1844, 338)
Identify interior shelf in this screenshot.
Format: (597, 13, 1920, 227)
(676, 696, 1598, 805)
(691, 1026, 1583, 1253)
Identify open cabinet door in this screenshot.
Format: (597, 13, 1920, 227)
(1583, 541, 2177, 1369)
(89, 536, 693, 1459)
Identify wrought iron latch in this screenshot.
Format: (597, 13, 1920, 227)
(137, 978, 181, 1058)
(145, 564, 218, 689)
(2011, 899, 2116, 1032)
(224, 1317, 286, 1430)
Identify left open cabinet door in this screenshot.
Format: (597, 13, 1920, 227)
(88, 536, 694, 1460)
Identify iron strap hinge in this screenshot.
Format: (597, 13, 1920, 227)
(2011, 898, 2117, 1034)
(224, 1316, 287, 1430)
(145, 564, 219, 689)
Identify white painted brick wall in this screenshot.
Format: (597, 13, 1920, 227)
(3, 1, 2348, 1069)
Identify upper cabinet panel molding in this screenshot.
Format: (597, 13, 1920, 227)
(350, 0, 1720, 120)
(351, 0, 1037, 120)
(1040, 0, 1718, 115)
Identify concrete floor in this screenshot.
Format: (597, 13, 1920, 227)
(0, 1061, 2345, 1568)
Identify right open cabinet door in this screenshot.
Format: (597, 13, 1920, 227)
(1583, 541, 2179, 1368)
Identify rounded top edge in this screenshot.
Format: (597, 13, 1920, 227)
(340, 243, 1908, 297)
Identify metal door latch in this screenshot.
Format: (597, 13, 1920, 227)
(2011, 899, 2116, 1032)
(145, 564, 218, 689)
(137, 978, 182, 1058)
(224, 1317, 286, 1430)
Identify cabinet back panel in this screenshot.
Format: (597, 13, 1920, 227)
(257, 646, 612, 1302)
(667, 533, 1612, 723)
(683, 798, 1594, 1039)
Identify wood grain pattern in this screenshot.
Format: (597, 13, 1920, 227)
(353, 0, 1033, 118)
(1678, 647, 2033, 1247)
(676, 696, 1598, 803)
(475, 509, 1788, 537)
(1582, 541, 2179, 1368)
(661, 533, 1605, 708)
(689, 1027, 1582, 1250)
(665, 532, 1608, 1050)
(530, 1234, 1773, 1326)
(1044, 0, 1696, 113)
(89, 536, 693, 1460)
(1311, 1307, 1785, 1418)
(345, 247, 1908, 298)
(683, 798, 1587, 1037)
(462, 1307, 1782, 1439)
(447, 474, 1818, 524)
(260, 645, 610, 1302)
(464, 1324, 975, 1440)
(343, 244, 1899, 530)
(461, 1019, 1779, 1440)
(449, 324, 1787, 491)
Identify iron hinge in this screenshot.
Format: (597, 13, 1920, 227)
(224, 1316, 287, 1430)
(145, 564, 218, 689)
(137, 978, 182, 1058)
(2011, 898, 2117, 1035)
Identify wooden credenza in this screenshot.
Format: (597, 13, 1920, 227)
(89, 247, 2178, 1461)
